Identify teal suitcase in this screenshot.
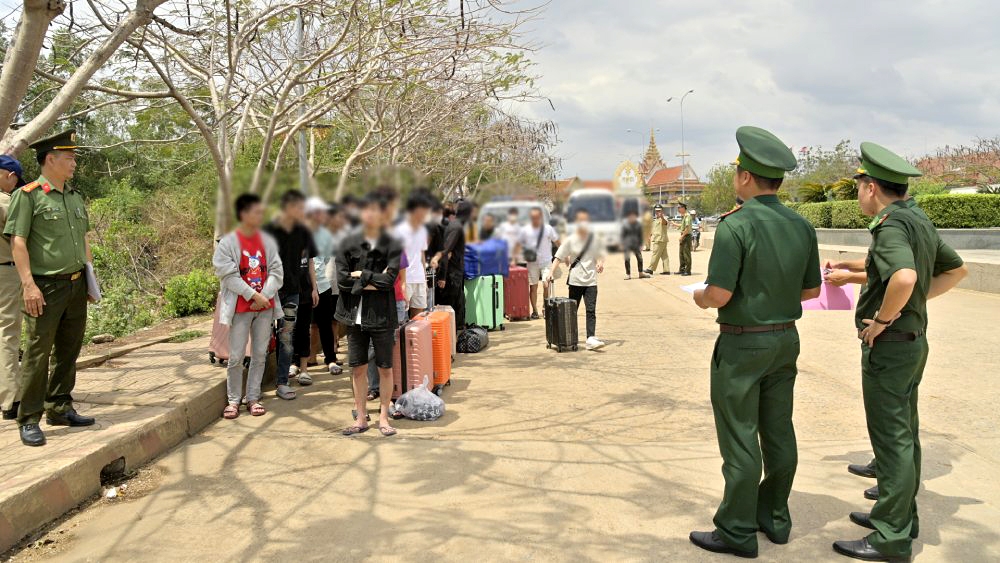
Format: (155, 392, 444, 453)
(464, 275, 505, 331)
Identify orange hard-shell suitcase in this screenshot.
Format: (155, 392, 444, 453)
(422, 310, 453, 394)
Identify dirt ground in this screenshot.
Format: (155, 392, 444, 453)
(8, 249, 1000, 563)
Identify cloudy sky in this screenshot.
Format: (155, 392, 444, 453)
(513, 0, 1000, 180)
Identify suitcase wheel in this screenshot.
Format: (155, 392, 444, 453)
(209, 352, 216, 365)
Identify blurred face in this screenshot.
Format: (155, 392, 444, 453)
(627, 213, 638, 223)
(283, 199, 305, 222)
(45, 150, 77, 182)
(0, 171, 18, 193)
(327, 210, 346, 231)
(361, 202, 383, 229)
(653, 208, 662, 219)
(240, 202, 264, 229)
(857, 178, 878, 216)
(508, 212, 518, 223)
(383, 199, 399, 224)
(483, 215, 495, 228)
(307, 210, 328, 228)
(575, 211, 590, 233)
(530, 209, 542, 227)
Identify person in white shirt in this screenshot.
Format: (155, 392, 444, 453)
(394, 193, 431, 318)
(496, 207, 522, 263)
(517, 208, 560, 319)
(546, 209, 606, 350)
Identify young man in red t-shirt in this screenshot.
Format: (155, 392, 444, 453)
(213, 194, 284, 419)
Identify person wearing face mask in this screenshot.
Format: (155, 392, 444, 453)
(497, 207, 522, 263)
(546, 208, 606, 350)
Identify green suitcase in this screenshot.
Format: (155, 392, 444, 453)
(464, 275, 505, 331)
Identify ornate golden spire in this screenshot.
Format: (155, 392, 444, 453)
(640, 128, 667, 178)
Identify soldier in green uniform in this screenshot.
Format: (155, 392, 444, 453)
(676, 202, 694, 276)
(643, 203, 671, 275)
(690, 126, 822, 558)
(0, 155, 27, 421)
(3, 130, 96, 447)
(831, 143, 967, 562)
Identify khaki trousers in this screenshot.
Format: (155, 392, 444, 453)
(0, 266, 22, 411)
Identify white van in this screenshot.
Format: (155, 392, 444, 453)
(565, 188, 620, 249)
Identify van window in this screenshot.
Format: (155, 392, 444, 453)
(567, 195, 616, 222)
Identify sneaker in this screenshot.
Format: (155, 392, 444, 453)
(297, 369, 313, 386)
(328, 362, 343, 375)
(585, 337, 606, 351)
(276, 384, 297, 400)
(624, 275, 631, 280)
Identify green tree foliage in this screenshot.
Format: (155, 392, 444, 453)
(699, 164, 737, 215)
(164, 269, 219, 317)
(785, 141, 858, 201)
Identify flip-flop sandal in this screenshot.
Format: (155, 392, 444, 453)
(366, 390, 379, 401)
(342, 425, 370, 436)
(222, 404, 239, 419)
(379, 426, 397, 437)
(297, 372, 313, 386)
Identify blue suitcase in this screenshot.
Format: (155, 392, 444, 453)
(464, 239, 510, 279)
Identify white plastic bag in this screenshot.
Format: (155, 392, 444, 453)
(393, 376, 446, 421)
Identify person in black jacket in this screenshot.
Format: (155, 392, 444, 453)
(430, 200, 471, 328)
(621, 209, 649, 280)
(334, 193, 403, 437)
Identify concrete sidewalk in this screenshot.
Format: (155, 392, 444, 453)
(0, 321, 218, 553)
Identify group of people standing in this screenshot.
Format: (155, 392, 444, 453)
(622, 202, 696, 280)
(689, 126, 967, 563)
(213, 186, 474, 438)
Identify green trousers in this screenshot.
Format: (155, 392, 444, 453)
(679, 234, 693, 274)
(647, 240, 669, 273)
(862, 337, 928, 557)
(18, 276, 88, 425)
(710, 329, 800, 553)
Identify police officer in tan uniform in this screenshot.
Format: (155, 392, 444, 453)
(0, 155, 26, 421)
(3, 130, 96, 446)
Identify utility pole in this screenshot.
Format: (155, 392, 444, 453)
(295, 9, 309, 193)
(668, 90, 694, 213)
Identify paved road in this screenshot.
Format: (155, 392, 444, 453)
(18, 249, 1000, 562)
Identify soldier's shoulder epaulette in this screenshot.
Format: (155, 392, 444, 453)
(868, 210, 893, 231)
(20, 181, 40, 193)
(719, 205, 742, 221)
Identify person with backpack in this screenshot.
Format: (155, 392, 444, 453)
(546, 208, 606, 351)
(517, 207, 560, 319)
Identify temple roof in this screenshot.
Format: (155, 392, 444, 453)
(639, 128, 668, 178)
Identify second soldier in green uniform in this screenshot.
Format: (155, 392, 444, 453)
(831, 143, 967, 562)
(3, 130, 96, 447)
(690, 126, 822, 558)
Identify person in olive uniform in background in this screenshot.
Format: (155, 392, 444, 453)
(3, 130, 96, 447)
(643, 204, 670, 275)
(676, 202, 694, 276)
(690, 126, 822, 558)
(0, 155, 27, 421)
(830, 143, 967, 563)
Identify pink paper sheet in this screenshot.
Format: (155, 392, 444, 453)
(802, 280, 856, 311)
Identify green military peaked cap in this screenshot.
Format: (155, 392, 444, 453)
(733, 126, 797, 179)
(855, 142, 922, 185)
(28, 129, 79, 156)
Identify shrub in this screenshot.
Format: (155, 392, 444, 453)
(164, 269, 219, 317)
(784, 202, 802, 212)
(914, 194, 1000, 228)
(831, 200, 868, 229)
(798, 202, 833, 228)
(87, 285, 158, 340)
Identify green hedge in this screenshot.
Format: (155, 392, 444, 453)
(914, 194, 1000, 228)
(164, 269, 219, 317)
(797, 202, 832, 228)
(831, 201, 868, 229)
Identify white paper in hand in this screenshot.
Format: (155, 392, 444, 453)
(85, 262, 102, 302)
(681, 282, 708, 294)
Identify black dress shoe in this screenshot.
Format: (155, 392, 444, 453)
(20, 423, 46, 447)
(850, 512, 876, 531)
(659, 271, 671, 275)
(681, 272, 692, 276)
(2, 401, 18, 420)
(642, 269, 653, 275)
(865, 485, 880, 500)
(689, 531, 757, 559)
(848, 459, 878, 478)
(758, 528, 788, 545)
(832, 538, 909, 562)
(46, 409, 96, 427)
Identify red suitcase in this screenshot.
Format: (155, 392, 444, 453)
(393, 318, 434, 399)
(504, 265, 531, 321)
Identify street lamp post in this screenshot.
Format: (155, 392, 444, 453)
(667, 90, 694, 210)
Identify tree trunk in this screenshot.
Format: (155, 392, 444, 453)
(2, 0, 168, 156)
(0, 0, 65, 144)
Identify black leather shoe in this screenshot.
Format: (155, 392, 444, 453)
(46, 409, 96, 427)
(850, 512, 876, 531)
(20, 423, 46, 447)
(758, 528, 788, 545)
(865, 485, 880, 500)
(2, 401, 18, 420)
(681, 272, 692, 276)
(832, 538, 909, 562)
(848, 459, 878, 478)
(642, 269, 653, 275)
(689, 531, 757, 559)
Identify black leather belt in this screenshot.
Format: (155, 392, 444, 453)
(35, 269, 84, 281)
(859, 329, 925, 342)
(720, 322, 796, 335)
(0, 261, 13, 266)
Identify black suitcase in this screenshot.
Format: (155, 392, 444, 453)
(544, 283, 578, 352)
